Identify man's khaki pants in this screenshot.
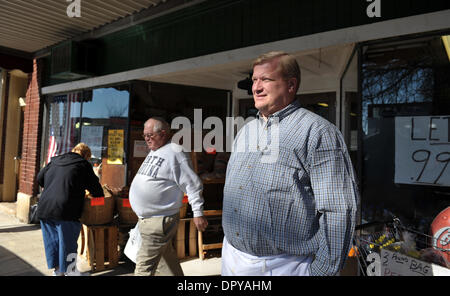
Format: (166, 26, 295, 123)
(134, 213, 184, 276)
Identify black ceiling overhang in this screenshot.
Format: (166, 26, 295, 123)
(0, 52, 32, 74)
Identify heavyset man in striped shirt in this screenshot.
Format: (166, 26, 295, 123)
(221, 51, 360, 276)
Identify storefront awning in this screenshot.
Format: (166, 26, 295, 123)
(0, 0, 185, 55)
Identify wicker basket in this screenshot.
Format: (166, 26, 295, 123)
(115, 197, 138, 225)
(80, 187, 114, 225)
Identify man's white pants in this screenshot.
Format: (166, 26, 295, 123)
(221, 237, 312, 276)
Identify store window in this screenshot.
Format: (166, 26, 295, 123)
(45, 92, 84, 162)
(44, 85, 130, 187)
(361, 35, 450, 232)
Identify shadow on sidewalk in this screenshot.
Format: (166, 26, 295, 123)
(0, 224, 41, 233)
(0, 246, 45, 276)
(90, 258, 136, 276)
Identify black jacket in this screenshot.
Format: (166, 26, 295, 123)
(36, 152, 104, 221)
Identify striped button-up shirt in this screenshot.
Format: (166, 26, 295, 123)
(222, 100, 359, 276)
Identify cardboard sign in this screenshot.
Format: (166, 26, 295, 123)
(90, 197, 105, 206)
(122, 199, 131, 208)
(381, 249, 450, 276)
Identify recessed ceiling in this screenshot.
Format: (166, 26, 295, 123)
(142, 44, 353, 91)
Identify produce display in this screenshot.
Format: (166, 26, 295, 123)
(82, 184, 136, 225)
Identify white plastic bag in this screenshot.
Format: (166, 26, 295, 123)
(124, 223, 141, 263)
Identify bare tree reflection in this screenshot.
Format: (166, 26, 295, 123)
(363, 54, 433, 105)
(361, 44, 440, 135)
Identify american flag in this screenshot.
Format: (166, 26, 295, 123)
(46, 128, 57, 164)
(60, 92, 78, 154)
(46, 91, 80, 162)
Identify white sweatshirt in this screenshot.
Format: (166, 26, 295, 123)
(129, 142, 204, 218)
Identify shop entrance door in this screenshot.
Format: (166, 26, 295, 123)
(0, 71, 27, 202)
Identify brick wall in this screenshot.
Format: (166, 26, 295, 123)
(19, 59, 43, 197)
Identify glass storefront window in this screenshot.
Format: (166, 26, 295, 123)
(81, 86, 129, 188)
(46, 92, 83, 162)
(361, 35, 450, 232)
(81, 86, 130, 163)
(44, 85, 130, 187)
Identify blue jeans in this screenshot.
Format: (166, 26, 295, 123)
(40, 219, 81, 273)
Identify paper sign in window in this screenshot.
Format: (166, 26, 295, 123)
(395, 116, 450, 186)
(80, 126, 103, 160)
(107, 129, 124, 164)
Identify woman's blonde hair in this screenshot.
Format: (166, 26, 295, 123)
(72, 143, 92, 160)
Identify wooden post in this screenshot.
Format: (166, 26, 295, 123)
(176, 220, 186, 259)
(94, 228, 105, 271)
(189, 219, 197, 257)
(78, 224, 119, 272)
(198, 228, 205, 260)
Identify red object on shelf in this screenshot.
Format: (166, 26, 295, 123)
(430, 206, 450, 262)
(182, 194, 188, 204)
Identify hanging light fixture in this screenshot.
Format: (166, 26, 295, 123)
(18, 96, 26, 107)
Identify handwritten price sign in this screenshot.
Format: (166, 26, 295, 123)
(380, 249, 450, 276)
(395, 116, 450, 186)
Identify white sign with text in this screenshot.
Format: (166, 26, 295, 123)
(80, 125, 103, 159)
(133, 140, 149, 158)
(395, 116, 450, 186)
(381, 249, 450, 276)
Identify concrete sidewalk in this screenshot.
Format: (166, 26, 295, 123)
(0, 202, 221, 276)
